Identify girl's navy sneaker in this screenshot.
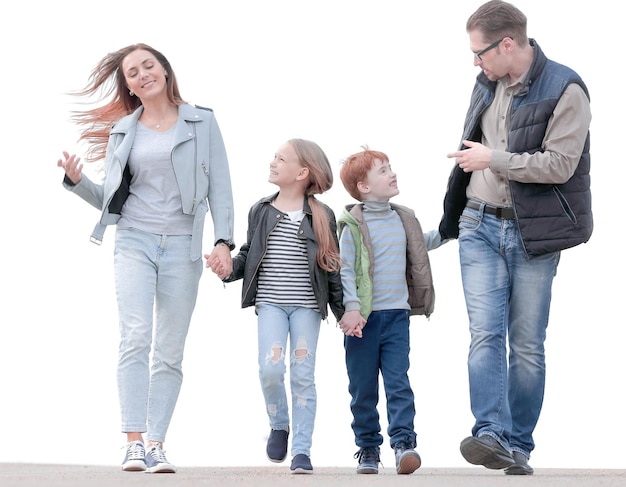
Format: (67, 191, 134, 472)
(290, 454, 313, 474)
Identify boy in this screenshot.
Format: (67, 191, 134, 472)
(337, 148, 445, 474)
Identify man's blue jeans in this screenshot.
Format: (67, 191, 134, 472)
(459, 204, 560, 457)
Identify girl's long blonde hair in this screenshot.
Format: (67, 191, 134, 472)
(289, 139, 340, 273)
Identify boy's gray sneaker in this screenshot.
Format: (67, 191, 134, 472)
(393, 442, 421, 474)
(354, 446, 380, 474)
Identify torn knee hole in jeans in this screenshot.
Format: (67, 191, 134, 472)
(294, 336, 309, 363)
(270, 343, 283, 364)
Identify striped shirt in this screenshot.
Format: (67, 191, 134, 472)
(340, 201, 410, 312)
(256, 211, 318, 310)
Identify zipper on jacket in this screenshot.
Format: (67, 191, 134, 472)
(169, 121, 200, 213)
(241, 208, 281, 300)
(192, 123, 198, 212)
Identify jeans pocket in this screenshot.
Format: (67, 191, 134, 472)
(459, 210, 481, 234)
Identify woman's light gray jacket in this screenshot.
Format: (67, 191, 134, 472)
(62, 104, 234, 261)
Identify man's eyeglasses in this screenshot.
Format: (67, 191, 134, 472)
(474, 38, 505, 61)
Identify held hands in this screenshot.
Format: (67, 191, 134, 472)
(447, 140, 492, 173)
(338, 310, 367, 338)
(205, 244, 233, 280)
(57, 151, 83, 184)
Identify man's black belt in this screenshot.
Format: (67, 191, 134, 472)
(466, 200, 515, 219)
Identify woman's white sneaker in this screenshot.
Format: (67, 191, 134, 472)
(122, 441, 146, 472)
(145, 443, 176, 473)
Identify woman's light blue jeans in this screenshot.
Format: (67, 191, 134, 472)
(114, 228, 202, 443)
(256, 303, 321, 458)
(459, 204, 560, 457)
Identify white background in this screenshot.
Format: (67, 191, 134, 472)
(1, 0, 622, 470)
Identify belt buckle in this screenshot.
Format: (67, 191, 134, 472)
(495, 207, 514, 219)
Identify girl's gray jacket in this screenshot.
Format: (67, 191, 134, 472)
(62, 104, 235, 261)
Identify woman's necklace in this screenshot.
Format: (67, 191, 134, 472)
(142, 115, 165, 129)
(142, 110, 175, 130)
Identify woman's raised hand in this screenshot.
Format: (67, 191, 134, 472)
(57, 151, 83, 185)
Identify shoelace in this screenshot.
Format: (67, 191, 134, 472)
(394, 441, 410, 453)
(354, 447, 380, 463)
(125, 441, 145, 460)
(147, 444, 169, 463)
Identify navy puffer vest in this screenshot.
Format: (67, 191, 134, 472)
(439, 40, 592, 256)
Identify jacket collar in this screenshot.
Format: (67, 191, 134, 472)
(517, 39, 547, 97)
(341, 203, 363, 225)
(109, 103, 203, 135)
(341, 201, 413, 226)
(260, 192, 313, 215)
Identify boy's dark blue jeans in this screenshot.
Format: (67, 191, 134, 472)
(344, 309, 417, 449)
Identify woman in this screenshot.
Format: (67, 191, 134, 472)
(57, 43, 235, 473)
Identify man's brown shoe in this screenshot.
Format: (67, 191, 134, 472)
(460, 435, 515, 470)
(504, 451, 534, 475)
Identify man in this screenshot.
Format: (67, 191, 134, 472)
(441, 0, 592, 476)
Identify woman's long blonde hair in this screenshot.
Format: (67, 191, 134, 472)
(69, 43, 184, 162)
(289, 139, 340, 273)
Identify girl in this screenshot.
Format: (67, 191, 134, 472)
(208, 139, 343, 474)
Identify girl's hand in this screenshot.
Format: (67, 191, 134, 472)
(205, 244, 233, 279)
(338, 310, 367, 338)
